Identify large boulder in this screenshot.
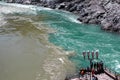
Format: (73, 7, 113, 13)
(101, 19, 112, 30)
(57, 3, 66, 9)
(23, 0, 31, 4)
(76, 3, 84, 11)
(113, 23, 120, 32)
(6, 0, 13, 3)
(65, 2, 74, 10)
(69, 4, 77, 12)
(15, 0, 23, 3)
(40, 0, 73, 3)
(116, 0, 120, 4)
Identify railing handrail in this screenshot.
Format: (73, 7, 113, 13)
(104, 65, 120, 80)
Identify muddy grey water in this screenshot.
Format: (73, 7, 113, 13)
(0, 2, 120, 80)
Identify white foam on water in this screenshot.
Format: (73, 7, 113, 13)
(0, 15, 7, 27)
(58, 58, 64, 64)
(0, 2, 53, 15)
(116, 65, 120, 69)
(43, 9, 81, 24)
(67, 16, 81, 24)
(36, 6, 52, 11)
(114, 61, 120, 73)
(0, 6, 36, 15)
(41, 42, 76, 80)
(58, 10, 81, 23)
(95, 49, 99, 52)
(0, 2, 38, 15)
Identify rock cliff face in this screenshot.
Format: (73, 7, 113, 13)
(7, 0, 120, 32)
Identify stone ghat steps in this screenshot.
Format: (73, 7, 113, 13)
(95, 73, 114, 80)
(69, 71, 117, 80)
(70, 73, 114, 80)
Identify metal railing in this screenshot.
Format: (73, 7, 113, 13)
(104, 65, 120, 80)
(80, 50, 120, 80)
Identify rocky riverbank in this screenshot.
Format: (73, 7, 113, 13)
(7, 0, 120, 32)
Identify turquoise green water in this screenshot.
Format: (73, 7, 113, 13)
(44, 11, 120, 73)
(35, 6, 120, 73)
(0, 2, 120, 80)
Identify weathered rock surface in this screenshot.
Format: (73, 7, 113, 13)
(7, 0, 120, 33)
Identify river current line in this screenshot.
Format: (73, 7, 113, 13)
(0, 2, 120, 80)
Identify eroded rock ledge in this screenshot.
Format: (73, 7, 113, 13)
(7, 0, 120, 32)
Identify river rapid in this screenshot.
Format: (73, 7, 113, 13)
(0, 2, 120, 80)
(0, 2, 76, 80)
